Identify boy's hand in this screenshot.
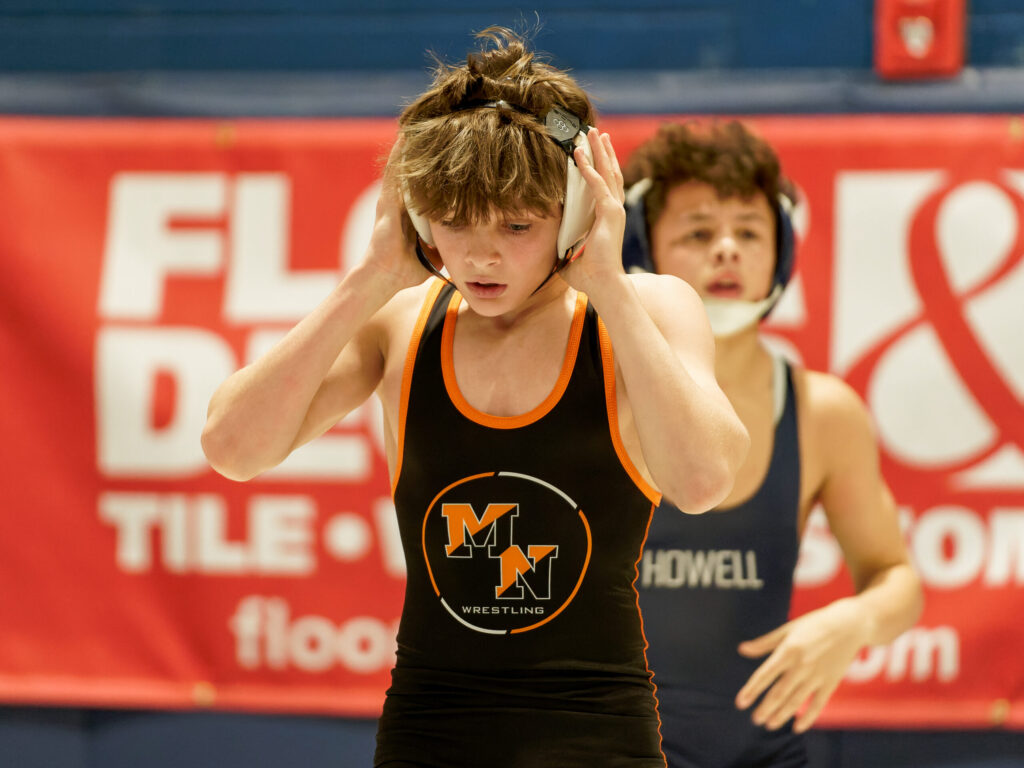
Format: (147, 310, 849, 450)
(364, 136, 435, 291)
(560, 130, 628, 295)
(735, 598, 870, 733)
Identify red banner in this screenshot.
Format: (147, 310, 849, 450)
(0, 115, 1021, 727)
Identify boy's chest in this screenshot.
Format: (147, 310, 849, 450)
(452, 331, 569, 417)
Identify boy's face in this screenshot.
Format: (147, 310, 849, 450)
(650, 181, 776, 303)
(429, 207, 562, 315)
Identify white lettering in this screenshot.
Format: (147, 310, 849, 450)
(846, 626, 959, 683)
(744, 550, 764, 588)
(96, 326, 234, 477)
(912, 506, 986, 588)
(98, 492, 161, 572)
(99, 492, 316, 574)
(231, 596, 265, 669)
(832, 170, 945, 376)
(246, 328, 373, 481)
(715, 550, 734, 586)
(641, 549, 763, 589)
(289, 615, 337, 672)
(195, 494, 247, 572)
(249, 495, 316, 575)
(796, 505, 1024, 589)
(984, 509, 1024, 586)
(229, 595, 396, 673)
(794, 507, 843, 587)
(99, 173, 226, 320)
(225, 174, 337, 322)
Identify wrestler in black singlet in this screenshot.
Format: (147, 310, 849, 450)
(638, 358, 808, 768)
(375, 280, 666, 768)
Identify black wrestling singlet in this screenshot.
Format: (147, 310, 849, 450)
(638, 358, 808, 768)
(375, 281, 665, 768)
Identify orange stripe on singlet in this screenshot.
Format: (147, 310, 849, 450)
(440, 290, 588, 429)
(391, 278, 447, 495)
(634, 498, 668, 767)
(596, 319, 662, 505)
(598, 317, 667, 762)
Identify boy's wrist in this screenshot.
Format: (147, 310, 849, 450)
(577, 271, 635, 314)
(345, 256, 412, 306)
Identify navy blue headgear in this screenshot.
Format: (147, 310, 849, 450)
(622, 180, 796, 318)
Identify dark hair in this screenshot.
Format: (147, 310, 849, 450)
(396, 26, 596, 226)
(623, 120, 796, 233)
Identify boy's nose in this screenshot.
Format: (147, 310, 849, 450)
(711, 234, 740, 263)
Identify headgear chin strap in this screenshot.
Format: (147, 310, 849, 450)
(622, 177, 796, 337)
(703, 286, 784, 337)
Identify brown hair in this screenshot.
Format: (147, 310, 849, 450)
(395, 26, 596, 226)
(623, 120, 796, 232)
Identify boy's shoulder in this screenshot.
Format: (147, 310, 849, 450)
(369, 278, 443, 358)
(380, 279, 443, 323)
(791, 365, 878, 454)
(625, 270, 706, 329)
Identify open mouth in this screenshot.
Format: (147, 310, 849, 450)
(706, 277, 743, 299)
(466, 281, 507, 298)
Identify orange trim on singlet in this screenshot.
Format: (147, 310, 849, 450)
(391, 278, 447, 495)
(421, 471, 496, 597)
(440, 291, 588, 429)
(634, 501, 668, 767)
(597, 319, 662, 505)
(509, 509, 592, 634)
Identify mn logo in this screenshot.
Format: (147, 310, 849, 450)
(423, 472, 591, 634)
(441, 502, 558, 599)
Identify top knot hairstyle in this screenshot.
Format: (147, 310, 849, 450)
(396, 26, 597, 226)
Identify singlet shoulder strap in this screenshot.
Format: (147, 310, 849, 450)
(772, 352, 788, 427)
(391, 278, 452, 494)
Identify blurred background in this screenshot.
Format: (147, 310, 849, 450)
(1, 1, 1023, 767)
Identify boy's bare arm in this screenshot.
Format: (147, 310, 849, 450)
(561, 130, 748, 511)
(202, 140, 428, 481)
(734, 373, 922, 733)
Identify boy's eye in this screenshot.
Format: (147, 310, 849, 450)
(506, 222, 531, 234)
(738, 229, 761, 240)
(685, 229, 713, 243)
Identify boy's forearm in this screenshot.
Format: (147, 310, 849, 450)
(848, 563, 924, 647)
(202, 262, 398, 480)
(587, 276, 748, 510)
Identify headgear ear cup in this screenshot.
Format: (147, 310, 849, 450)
(402, 183, 434, 247)
(762, 197, 796, 319)
(401, 179, 446, 276)
(556, 129, 596, 264)
(622, 179, 654, 273)
(541, 106, 596, 266)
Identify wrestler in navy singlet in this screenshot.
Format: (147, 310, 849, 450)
(638, 358, 808, 768)
(375, 280, 665, 768)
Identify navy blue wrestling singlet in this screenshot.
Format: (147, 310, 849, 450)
(638, 357, 808, 768)
(374, 280, 666, 768)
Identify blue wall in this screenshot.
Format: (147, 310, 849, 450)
(0, 1, 875, 72)
(4, 1, 1024, 116)
(2, 0, 1024, 72)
